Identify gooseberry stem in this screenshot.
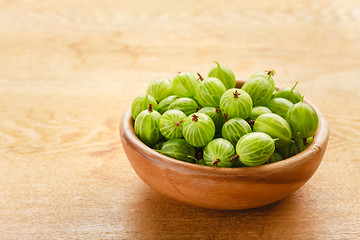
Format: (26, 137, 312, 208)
(215, 108, 221, 113)
(215, 61, 221, 69)
(187, 155, 198, 163)
(175, 120, 183, 129)
(248, 119, 255, 128)
(148, 103, 153, 113)
(266, 69, 275, 77)
(197, 73, 204, 81)
(230, 154, 239, 162)
(222, 113, 229, 122)
(300, 96, 304, 103)
(212, 159, 220, 167)
(192, 114, 199, 122)
(233, 90, 240, 98)
(290, 82, 299, 94)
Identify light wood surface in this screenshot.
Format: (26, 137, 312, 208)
(0, 1, 359, 239)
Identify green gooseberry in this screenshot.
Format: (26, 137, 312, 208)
(266, 97, 294, 119)
(219, 88, 253, 119)
(265, 151, 283, 164)
(182, 113, 215, 147)
(232, 158, 247, 168)
(172, 72, 199, 97)
(305, 136, 314, 147)
(208, 61, 236, 89)
(275, 82, 301, 103)
(153, 141, 166, 150)
(158, 139, 196, 163)
(277, 138, 305, 159)
(236, 132, 276, 167)
(197, 107, 226, 133)
(194, 74, 226, 108)
(241, 70, 275, 106)
(286, 97, 319, 139)
(131, 94, 158, 120)
(271, 89, 278, 99)
(249, 106, 272, 120)
(253, 113, 292, 147)
(203, 138, 236, 167)
(146, 77, 174, 102)
(168, 97, 198, 116)
(159, 109, 186, 139)
(221, 118, 252, 146)
(158, 95, 177, 114)
(196, 158, 207, 166)
(134, 104, 162, 147)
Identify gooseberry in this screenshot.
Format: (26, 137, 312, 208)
(286, 97, 319, 139)
(253, 113, 292, 147)
(275, 82, 301, 103)
(203, 138, 236, 167)
(248, 106, 272, 120)
(271, 89, 278, 99)
(168, 97, 198, 116)
(159, 139, 196, 163)
(266, 97, 294, 119)
(219, 88, 253, 119)
(221, 118, 252, 146)
(236, 132, 276, 167)
(265, 151, 283, 164)
(196, 158, 207, 166)
(172, 72, 199, 97)
(158, 95, 177, 114)
(182, 113, 215, 147)
(208, 61, 236, 89)
(194, 74, 226, 108)
(241, 70, 275, 106)
(131, 94, 158, 120)
(153, 141, 166, 150)
(147, 77, 174, 102)
(277, 138, 305, 159)
(197, 107, 226, 133)
(159, 109, 186, 139)
(134, 104, 162, 147)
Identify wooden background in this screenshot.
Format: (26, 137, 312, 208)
(1, 0, 359, 239)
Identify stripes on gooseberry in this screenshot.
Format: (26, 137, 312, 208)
(182, 113, 215, 147)
(236, 132, 275, 166)
(146, 77, 174, 102)
(222, 118, 252, 146)
(134, 104, 162, 147)
(203, 138, 235, 167)
(286, 98, 319, 138)
(195, 74, 226, 107)
(159, 109, 186, 139)
(220, 88, 252, 119)
(253, 113, 292, 147)
(159, 139, 196, 163)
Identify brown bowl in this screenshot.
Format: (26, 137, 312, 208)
(120, 81, 329, 210)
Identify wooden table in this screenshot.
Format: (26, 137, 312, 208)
(1, 1, 359, 239)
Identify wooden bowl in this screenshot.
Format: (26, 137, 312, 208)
(120, 81, 329, 210)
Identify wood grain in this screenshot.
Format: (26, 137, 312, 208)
(0, 0, 359, 239)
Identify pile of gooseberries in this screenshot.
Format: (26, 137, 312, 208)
(131, 62, 319, 167)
